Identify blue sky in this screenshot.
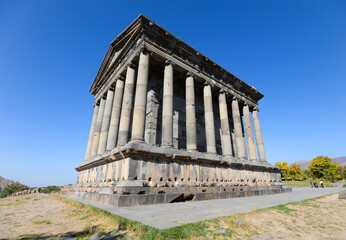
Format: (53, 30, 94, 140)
(0, 0, 345, 187)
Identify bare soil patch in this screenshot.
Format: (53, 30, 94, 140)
(241, 194, 346, 240)
(0, 194, 85, 239)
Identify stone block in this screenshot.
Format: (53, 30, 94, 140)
(257, 233, 271, 240)
(98, 187, 114, 194)
(214, 229, 229, 234)
(115, 180, 143, 187)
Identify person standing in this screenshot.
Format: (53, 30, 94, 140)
(320, 180, 324, 188)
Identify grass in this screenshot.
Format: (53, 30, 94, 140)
(33, 220, 51, 225)
(283, 179, 340, 188)
(9, 234, 43, 240)
(55, 194, 208, 240)
(51, 193, 345, 240)
(271, 204, 296, 214)
(0, 197, 31, 207)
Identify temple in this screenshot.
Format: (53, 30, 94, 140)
(69, 15, 290, 207)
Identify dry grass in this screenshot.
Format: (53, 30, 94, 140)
(1, 192, 345, 240)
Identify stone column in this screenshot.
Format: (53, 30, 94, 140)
(131, 49, 149, 142)
(218, 91, 233, 156)
(117, 64, 136, 146)
(252, 108, 267, 162)
(185, 72, 197, 151)
(241, 118, 248, 160)
(97, 88, 115, 154)
(231, 97, 246, 159)
(84, 103, 99, 160)
(90, 96, 106, 156)
(243, 104, 257, 161)
(203, 82, 216, 154)
(106, 77, 125, 150)
(161, 60, 174, 147)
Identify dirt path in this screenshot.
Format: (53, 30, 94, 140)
(0, 193, 85, 239)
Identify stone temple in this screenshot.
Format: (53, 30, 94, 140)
(69, 15, 290, 207)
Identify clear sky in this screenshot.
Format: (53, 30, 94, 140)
(0, 0, 345, 187)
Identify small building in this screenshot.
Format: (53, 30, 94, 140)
(70, 15, 290, 207)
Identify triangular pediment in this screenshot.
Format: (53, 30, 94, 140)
(90, 14, 264, 103)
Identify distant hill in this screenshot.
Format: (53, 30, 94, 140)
(0, 176, 15, 191)
(290, 156, 346, 170)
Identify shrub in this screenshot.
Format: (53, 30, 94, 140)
(0, 182, 29, 198)
(40, 185, 61, 194)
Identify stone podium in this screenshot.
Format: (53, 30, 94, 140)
(68, 15, 290, 207)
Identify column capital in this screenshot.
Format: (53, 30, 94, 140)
(219, 89, 226, 95)
(109, 86, 115, 92)
(232, 96, 239, 101)
(127, 62, 137, 69)
(204, 81, 211, 86)
(118, 75, 125, 81)
(165, 59, 175, 66)
(93, 102, 100, 107)
(101, 95, 107, 100)
(139, 45, 153, 56)
(253, 107, 260, 112)
(186, 71, 196, 79)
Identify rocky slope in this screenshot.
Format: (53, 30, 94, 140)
(0, 176, 14, 191)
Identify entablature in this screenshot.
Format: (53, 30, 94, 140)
(91, 15, 264, 107)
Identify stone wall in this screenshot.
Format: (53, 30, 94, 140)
(76, 157, 281, 193)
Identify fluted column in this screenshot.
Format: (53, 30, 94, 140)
(98, 89, 115, 154)
(185, 72, 197, 151)
(84, 103, 99, 160)
(252, 108, 266, 162)
(131, 49, 149, 142)
(231, 97, 246, 159)
(117, 64, 136, 146)
(243, 104, 257, 161)
(161, 60, 174, 147)
(90, 96, 106, 157)
(106, 77, 125, 150)
(218, 91, 233, 156)
(203, 83, 216, 154)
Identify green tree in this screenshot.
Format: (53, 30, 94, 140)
(309, 156, 342, 181)
(303, 169, 311, 177)
(40, 185, 61, 194)
(287, 164, 305, 180)
(275, 161, 288, 179)
(0, 182, 29, 198)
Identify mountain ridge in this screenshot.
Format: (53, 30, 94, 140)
(0, 176, 15, 191)
(289, 156, 346, 170)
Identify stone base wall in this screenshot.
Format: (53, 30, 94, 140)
(75, 157, 282, 193)
(67, 185, 291, 207)
(72, 143, 286, 207)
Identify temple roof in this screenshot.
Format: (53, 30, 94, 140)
(90, 14, 264, 103)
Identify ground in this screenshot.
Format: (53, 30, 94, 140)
(0, 192, 345, 239)
(282, 179, 340, 188)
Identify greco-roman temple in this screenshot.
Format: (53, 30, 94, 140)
(69, 15, 290, 207)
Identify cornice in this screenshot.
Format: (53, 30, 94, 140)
(90, 14, 264, 103)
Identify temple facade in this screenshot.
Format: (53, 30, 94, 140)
(70, 15, 290, 207)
